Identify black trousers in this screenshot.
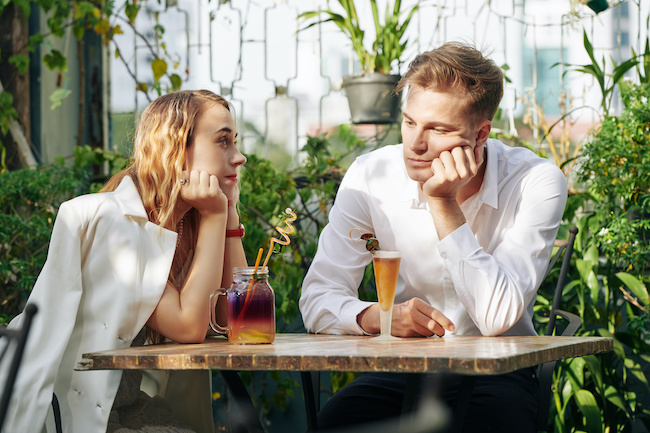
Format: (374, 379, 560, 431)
(316, 367, 538, 433)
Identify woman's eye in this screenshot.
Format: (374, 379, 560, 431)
(219, 137, 229, 146)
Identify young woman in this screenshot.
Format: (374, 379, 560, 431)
(0, 90, 247, 432)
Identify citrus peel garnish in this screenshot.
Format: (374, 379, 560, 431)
(349, 227, 380, 252)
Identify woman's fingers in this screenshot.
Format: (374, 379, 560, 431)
(181, 170, 228, 215)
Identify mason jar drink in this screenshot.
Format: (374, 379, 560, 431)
(210, 266, 275, 344)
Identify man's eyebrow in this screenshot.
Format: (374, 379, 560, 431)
(401, 112, 455, 129)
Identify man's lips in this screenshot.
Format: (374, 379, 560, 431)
(407, 158, 432, 168)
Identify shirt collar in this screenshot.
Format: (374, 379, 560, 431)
(481, 139, 499, 209)
(397, 139, 499, 210)
(114, 176, 149, 220)
(397, 160, 428, 209)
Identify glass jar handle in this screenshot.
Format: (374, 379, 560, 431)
(209, 288, 229, 335)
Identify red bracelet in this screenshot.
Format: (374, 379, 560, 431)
(226, 223, 245, 238)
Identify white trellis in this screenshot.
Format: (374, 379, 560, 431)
(109, 0, 649, 157)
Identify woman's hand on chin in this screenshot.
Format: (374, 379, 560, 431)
(180, 170, 228, 217)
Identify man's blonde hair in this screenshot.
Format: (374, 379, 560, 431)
(396, 42, 504, 124)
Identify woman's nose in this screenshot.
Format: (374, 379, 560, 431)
(233, 149, 247, 166)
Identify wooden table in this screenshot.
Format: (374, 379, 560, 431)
(76, 333, 613, 433)
(77, 333, 612, 375)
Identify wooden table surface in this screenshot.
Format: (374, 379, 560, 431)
(76, 333, 613, 376)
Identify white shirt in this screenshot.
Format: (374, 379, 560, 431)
(299, 139, 567, 337)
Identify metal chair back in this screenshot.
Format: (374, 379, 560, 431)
(536, 226, 581, 431)
(0, 303, 38, 431)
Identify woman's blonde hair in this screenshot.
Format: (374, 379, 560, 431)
(101, 90, 232, 230)
(102, 90, 233, 343)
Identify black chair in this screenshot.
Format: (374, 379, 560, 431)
(447, 226, 581, 433)
(0, 303, 38, 431)
(220, 370, 266, 433)
(536, 226, 581, 432)
(302, 226, 581, 433)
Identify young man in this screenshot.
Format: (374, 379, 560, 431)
(299, 42, 567, 431)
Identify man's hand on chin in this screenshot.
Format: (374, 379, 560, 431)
(422, 145, 480, 199)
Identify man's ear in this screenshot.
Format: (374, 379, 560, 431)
(475, 120, 491, 145)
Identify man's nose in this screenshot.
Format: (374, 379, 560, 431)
(408, 129, 428, 152)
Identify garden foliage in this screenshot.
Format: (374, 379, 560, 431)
(1, 1, 649, 431)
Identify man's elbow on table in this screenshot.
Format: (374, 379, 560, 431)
(475, 314, 522, 337)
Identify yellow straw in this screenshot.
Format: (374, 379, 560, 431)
(237, 248, 264, 326)
(262, 208, 297, 268)
(253, 247, 263, 274)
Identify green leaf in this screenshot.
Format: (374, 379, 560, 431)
(49, 87, 72, 110)
(624, 356, 649, 388)
(8, 54, 29, 75)
(582, 355, 604, 389)
(125, 2, 140, 23)
(10, 0, 30, 17)
(616, 272, 649, 306)
(582, 31, 604, 84)
(151, 58, 167, 82)
(43, 50, 67, 72)
(28, 34, 44, 51)
(611, 57, 639, 88)
(573, 389, 603, 433)
(170, 73, 182, 91)
(604, 385, 627, 411)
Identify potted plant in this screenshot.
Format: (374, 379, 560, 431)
(299, 0, 418, 124)
(580, 0, 609, 14)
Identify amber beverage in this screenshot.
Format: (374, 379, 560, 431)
(372, 250, 401, 340)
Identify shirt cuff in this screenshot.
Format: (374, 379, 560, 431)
(437, 223, 482, 269)
(340, 300, 376, 335)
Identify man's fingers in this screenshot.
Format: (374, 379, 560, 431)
(463, 145, 478, 175)
(413, 321, 436, 337)
(402, 298, 455, 337)
(429, 309, 455, 332)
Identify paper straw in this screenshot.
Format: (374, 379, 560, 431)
(262, 208, 297, 268)
(253, 247, 263, 273)
(237, 248, 264, 327)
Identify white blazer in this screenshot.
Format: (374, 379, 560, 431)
(0, 176, 177, 432)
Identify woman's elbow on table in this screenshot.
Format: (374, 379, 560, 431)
(160, 323, 209, 343)
(173, 330, 209, 344)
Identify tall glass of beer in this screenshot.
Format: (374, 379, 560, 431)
(372, 250, 401, 340)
